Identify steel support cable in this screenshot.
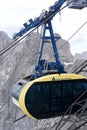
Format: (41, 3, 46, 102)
(72, 60, 87, 74)
(0, 0, 76, 57)
(0, 28, 34, 56)
(67, 100, 87, 130)
(73, 120, 87, 130)
(14, 114, 26, 122)
(0, 99, 27, 122)
(55, 90, 87, 130)
(65, 21, 87, 42)
(0, 68, 35, 121)
(73, 60, 87, 73)
(55, 21, 87, 56)
(61, 98, 87, 130)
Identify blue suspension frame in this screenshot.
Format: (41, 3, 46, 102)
(36, 20, 65, 73)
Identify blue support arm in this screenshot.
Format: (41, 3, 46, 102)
(13, 0, 66, 39)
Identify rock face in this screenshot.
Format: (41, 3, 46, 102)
(0, 31, 12, 51)
(0, 31, 87, 130)
(41, 33, 73, 63)
(74, 51, 87, 60)
(0, 32, 40, 130)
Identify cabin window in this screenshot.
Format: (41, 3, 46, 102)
(61, 81, 73, 109)
(62, 82, 73, 97)
(25, 79, 87, 119)
(73, 80, 86, 97)
(50, 82, 62, 111)
(50, 82, 61, 98)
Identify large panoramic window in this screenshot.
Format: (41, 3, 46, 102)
(25, 79, 87, 119)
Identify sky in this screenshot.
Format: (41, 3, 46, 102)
(0, 0, 87, 55)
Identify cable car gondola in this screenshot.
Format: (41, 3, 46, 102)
(12, 73, 87, 119)
(11, 0, 87, 121)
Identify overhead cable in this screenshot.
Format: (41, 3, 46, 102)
(0, 0, 76, 57)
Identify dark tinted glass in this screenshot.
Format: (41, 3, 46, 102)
(25, 79, 87, 119)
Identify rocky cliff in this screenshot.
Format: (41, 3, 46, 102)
(0, 31, 12, 51)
